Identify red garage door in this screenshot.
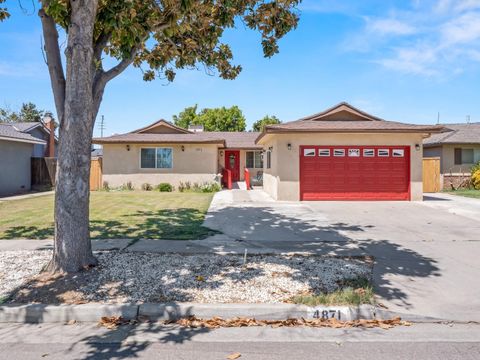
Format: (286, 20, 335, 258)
(300, 146, 410, 201)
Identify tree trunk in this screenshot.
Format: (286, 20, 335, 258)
(47, 1, 99, 273)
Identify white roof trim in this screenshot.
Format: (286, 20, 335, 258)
(0, 135, 46, 145)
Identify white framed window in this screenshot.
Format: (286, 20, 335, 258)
(393, 149, 404, 157)
(348, 149, 360, 157)
(318, 149, 330, 157)
(140, 147, 173, 169)
(304, 148, 315, 157)
(378, 149, 389, 157)
(334, 149, 345, 157)
(246, 151, 263, 168)
(363, 149, 375, 157)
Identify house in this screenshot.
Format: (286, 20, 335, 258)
(423, 122, 480, 188)
(93, 103, 444, 201)
(0, 119, 57, 196)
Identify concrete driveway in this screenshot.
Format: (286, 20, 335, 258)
(204, 190, 480, 322)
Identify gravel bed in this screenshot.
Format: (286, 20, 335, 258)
(2, 250, 372, 304)
(0, 250, 52, 301)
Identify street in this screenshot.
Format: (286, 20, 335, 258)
(1, 322, 479, 359)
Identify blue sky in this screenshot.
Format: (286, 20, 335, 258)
(1, 0, 479, 137)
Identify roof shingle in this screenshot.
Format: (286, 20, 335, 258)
(424, 123, 480, 146)
(0, 123, 46, 144)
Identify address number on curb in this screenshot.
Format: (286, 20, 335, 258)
(313, 309, 342, 320)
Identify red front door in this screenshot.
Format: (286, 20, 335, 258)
(225, 150, 240, 182)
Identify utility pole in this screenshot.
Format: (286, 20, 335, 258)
(467, 115, 471, 124)
(99, 115, 106, 137)
(437, 112, 440, 125)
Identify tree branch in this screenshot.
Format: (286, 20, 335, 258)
(39, 8, 66, 124)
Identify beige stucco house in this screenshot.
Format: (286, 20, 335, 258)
(423, 122, 480, 189)
(94, 103, 444, 201)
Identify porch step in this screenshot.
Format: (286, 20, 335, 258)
(232, 181, 247, 190)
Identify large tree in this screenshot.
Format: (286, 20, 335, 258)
(0, 102, 52, 123)
(252, 114, 281, 131)
(173, 104, 246, 131)
(1, 0, 300, 273)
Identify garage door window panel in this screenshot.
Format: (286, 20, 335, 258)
(334, 149, 345, 157)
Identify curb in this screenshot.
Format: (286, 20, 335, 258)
(0, 303, 443, 324)
(0, 303, 379, 323)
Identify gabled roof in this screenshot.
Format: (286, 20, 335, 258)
(424, 123, 480, 146)
(256, 102, 446, 143)
(93, 119, 261, 148)
(130, 119, 192, 134)
(0, 123, 47, 144)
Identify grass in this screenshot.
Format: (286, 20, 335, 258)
(290, 278, 375, 306)
(0, 191, 217, 240)
(446, 189, 480, 199)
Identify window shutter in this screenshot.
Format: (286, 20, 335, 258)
(454, 148, 462, 165)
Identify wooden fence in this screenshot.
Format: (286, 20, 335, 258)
(89, 158, 103, 190)
(31, 157, 103, 191)
(423, 157, 441, 193)
(31, 157, 57, 188)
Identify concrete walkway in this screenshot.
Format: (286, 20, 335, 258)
(0, 191, 54, 202)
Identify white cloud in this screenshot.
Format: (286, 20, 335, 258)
(346, 1, 480, 77)
(367, 18, 417, 36)
(441, 12, 480, 45)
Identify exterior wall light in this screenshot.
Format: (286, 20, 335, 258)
(181, 145, 185, 152)
(220, 150, 223, 156)
(287, 143, 292, 150)
(126, 145, 130, 151)
(415, 144, 420, 151)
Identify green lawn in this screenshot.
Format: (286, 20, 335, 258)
(446, 189, 480, 199)
(0, 191, 216, 240)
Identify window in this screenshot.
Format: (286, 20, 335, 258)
(348, 149, 360, 157)
(393, 149, 404, 157)
(378, 149, 389, 157)
(363, 149, 374, 157)
(455, 148, 475, 165)
(140, 148, 156, 168)
(140, 147, 172, 169)
(334, 149, 345, 157)
(246, 151, 263, 168)
(318, 149, 330, 157)
(266, 151, 271, 169)
(304, 149, 315, 157)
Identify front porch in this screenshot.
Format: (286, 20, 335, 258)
(218, 148, 264, 190)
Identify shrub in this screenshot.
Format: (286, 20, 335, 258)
(200, 182, 222, 193)
(156, 183, 173, 192)
(119, 181, 134, 191)
(178, 181, 191, 192)
(102, 181, 110, 191)
(473, 170, 480, 190)
(141, 183, 153, 191)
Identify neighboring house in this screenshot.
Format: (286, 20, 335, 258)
(0, 123, 46, 196)
(423, 122, 480, 188)
(0, 119, 57, 196)
(93, 103, 444, 201)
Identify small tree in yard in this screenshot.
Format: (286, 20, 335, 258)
(0, 0, 300, 273)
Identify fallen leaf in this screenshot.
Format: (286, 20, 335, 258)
(98, 316, 127, 329)
(169, 316, 411, 330)
(227, 353, 241, 359)
(41, 354, 49, 358)
(196, 275, 205, 282)
(66, 319, 77, 325)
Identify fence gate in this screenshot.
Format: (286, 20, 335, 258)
(90, 158, 103, 191)
(423, 157, 441, 193)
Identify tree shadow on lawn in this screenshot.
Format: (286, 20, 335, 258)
(1, 208, 218, 240)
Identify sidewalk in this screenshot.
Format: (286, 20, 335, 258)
(0, 191, 54, 202)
